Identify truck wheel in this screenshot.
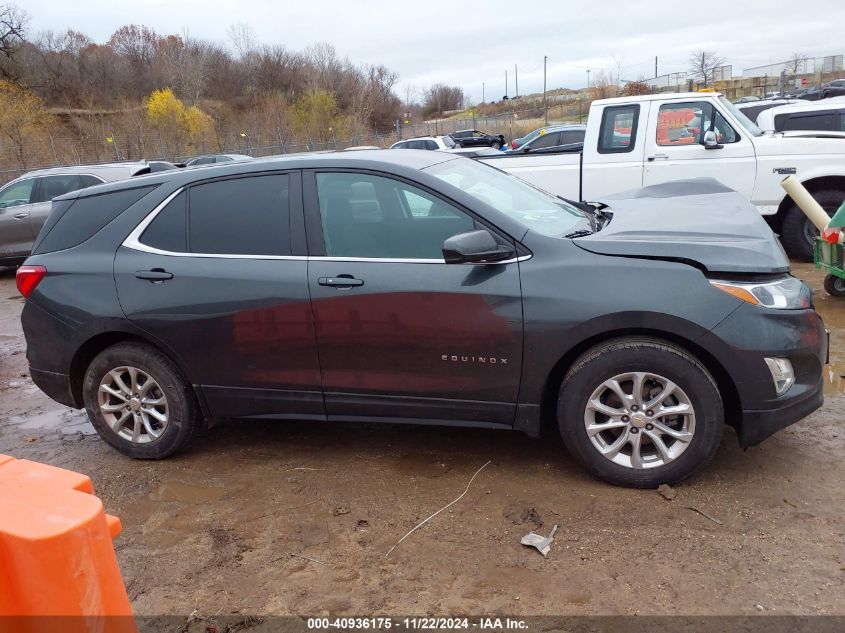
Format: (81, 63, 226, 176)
(781, 189, 844, 261)
(557, 338, 724, 488)
(824, 274, 845, 297)
(83, 341, 201, 459)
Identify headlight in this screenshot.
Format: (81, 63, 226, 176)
(709, 276, 811, 309)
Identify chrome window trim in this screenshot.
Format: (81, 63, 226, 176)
(122, 186, 531, 265)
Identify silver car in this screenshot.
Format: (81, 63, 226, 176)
(0, 163, 151, 265)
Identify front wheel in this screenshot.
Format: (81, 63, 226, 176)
(824, 274, 845, 297)
(780, 189, 844, 261)
(557, 338, 724, 487)
(492, 141, 502, 150)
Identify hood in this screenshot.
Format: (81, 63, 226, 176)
(753, 131, 845, 155)
(576, 178, 789, 274)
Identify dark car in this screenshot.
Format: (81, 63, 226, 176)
(450, 129, 506, 149)
(509, 125, 586, 154)
(18, 152, 826, 487)
(795, 81, 845, 101)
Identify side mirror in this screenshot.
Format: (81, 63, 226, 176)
(702, 130, 723, 150)
(442, 230, 515, 264)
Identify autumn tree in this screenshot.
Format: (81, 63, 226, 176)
(688, 50, 724, 87)
(145, 87, 212, 157)
(422, 84, 464, 117)
(294, 90, 338, 146)
(0, 79, 50, 166)
(621, 79, 652, 96)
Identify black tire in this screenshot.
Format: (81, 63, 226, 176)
(492, 141, 502, 150)
(824, 274, 845, 297)
(780, 189, 844, 261)
(557, 338, 724, 488)
(83, 341, 201, 459)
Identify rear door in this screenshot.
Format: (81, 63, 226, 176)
(642, 99, 757, 197)
(0, 177, 37, 259)
(115, 171, 324, 420)
(304, 169, 524, 427)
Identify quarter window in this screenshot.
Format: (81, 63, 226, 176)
(598, 105, 639, 153)
(33, 175, 83, 203)
(529, 131, 562, 149)
(140, 191, 187, 253)
(315, 172, 475, 259)
(188, 175, 290, 256)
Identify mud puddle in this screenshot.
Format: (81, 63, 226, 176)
(6, 408, 96, 435)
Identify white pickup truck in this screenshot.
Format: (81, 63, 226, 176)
(478, 92, 845, 260)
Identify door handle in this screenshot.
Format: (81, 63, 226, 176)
(13, 213, 28, 219)
(647, 154, 669, 162)
(318, 276, 364, 288)
(135, 269, 173, 282)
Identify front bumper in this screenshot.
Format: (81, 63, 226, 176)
(700, 304, 827, 447)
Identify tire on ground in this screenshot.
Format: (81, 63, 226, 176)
(780, 189, 845, 261)
(557, 337, 724, 488)
(83, 341, 201, 459)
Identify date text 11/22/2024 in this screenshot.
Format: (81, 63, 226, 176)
(306, 617, 528, 630)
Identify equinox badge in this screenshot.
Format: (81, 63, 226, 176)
(442, 354, 508, 365)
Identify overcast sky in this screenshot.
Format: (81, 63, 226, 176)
(19, 0, 845, 102)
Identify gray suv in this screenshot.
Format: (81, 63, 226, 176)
(0, 163, 151, 265)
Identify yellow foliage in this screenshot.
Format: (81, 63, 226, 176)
(0, 80, 52, 167)
(145, 88, 185, 130)
(293, 90, 339, 142)
(184, 105, 213, 140)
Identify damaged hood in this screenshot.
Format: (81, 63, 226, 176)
(576, 179, 790, 274)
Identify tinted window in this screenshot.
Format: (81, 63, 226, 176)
(598, 105, 638, 153)
(33, 175, 82, 203)
(560, 130, 585, 144)
(189, 174, 290, 255)
(140, 191, 187, 252)
(33, 185, 157, 255)
(425, 140, 438, 150)
(776, 111, 840, 132)
(529, 131, 562, 149)
(316, 172, 475, 259)
(0, 179, 35, 208)
(79, 175, 105, 188)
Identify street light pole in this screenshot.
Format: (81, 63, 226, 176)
(543, 55, 548, 125)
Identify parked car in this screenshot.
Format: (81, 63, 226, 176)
(735, 98, 800, 124)
(390, 136, 456, 150)
(755, 97, 845, 133)
(450, 129, 506, 149)
(182, 153, 252, 167)
(510, 126, 549, 150)
(734, 95, 761, 104)
(0, 162, 154, 265)
(19, 151, 826, 487)
(793, 81, 845, 101)
(478, 91, 845, 261)
(509, 125, 586, 153)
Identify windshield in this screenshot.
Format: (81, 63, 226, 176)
(425, 158, 585, 237)
(719, 96, 763, 136)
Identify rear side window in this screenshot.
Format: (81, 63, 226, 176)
(140, 192, 187, 252)
(79, 175, 105, 188)
(189, 174, 290, 255)
(33, 185, 157, 255)
(598, 105, 639, 153)
(775, 111, 840, 132)
(530, 131, 562, 149)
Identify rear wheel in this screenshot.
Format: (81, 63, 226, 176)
(83, 342, 200, 459)
(781, 189, 844, 261)
(557, 338, 724, 487)
(824, 274, 845, 297)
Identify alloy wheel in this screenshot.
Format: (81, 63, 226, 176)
(583, 371, 695, 469)
(97, 366, 169, 443)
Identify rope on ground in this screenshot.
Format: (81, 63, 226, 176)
(384, 460, 492, 559)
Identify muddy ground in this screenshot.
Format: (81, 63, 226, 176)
(1, 263, 844, 618)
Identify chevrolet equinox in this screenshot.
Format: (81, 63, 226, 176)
(18, 150, 827, 487)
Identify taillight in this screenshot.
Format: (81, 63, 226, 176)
(511, 141, 517, 149)
(16, 265, 46, 298)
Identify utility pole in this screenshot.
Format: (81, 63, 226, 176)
(586, 69, 591, 89)
(505, 69, 508, 98)
(515, 64, 519, 98)
(482, 82, 485, 103)
(655, 56, 658, 78)
(543, 55, 548, 125)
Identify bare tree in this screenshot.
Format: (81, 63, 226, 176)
(0, 2, 27, 78)
(227, 22, 255, 59)
(612, 54, 625, 86)
(787, 52, 808, 76)
(688, 49, 724, 87)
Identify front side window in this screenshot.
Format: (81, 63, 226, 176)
(528, 131, 562, 149)
(315, 172, 475, 259)
(189, 174, 290, 256)
(598, 105, 638, 153)
(657, 102, 740, 145)
(425, 158, 585, 237)
(0, 179, 35, 208)
(33, 175, 83, 203)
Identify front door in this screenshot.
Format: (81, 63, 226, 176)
(642, 99, 757, 197)
(304, 170, 524, 427)
(114, 171, 324, 419)
(0, 177, 37, 259)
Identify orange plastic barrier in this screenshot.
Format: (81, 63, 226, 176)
(0, 455, 136, 633)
